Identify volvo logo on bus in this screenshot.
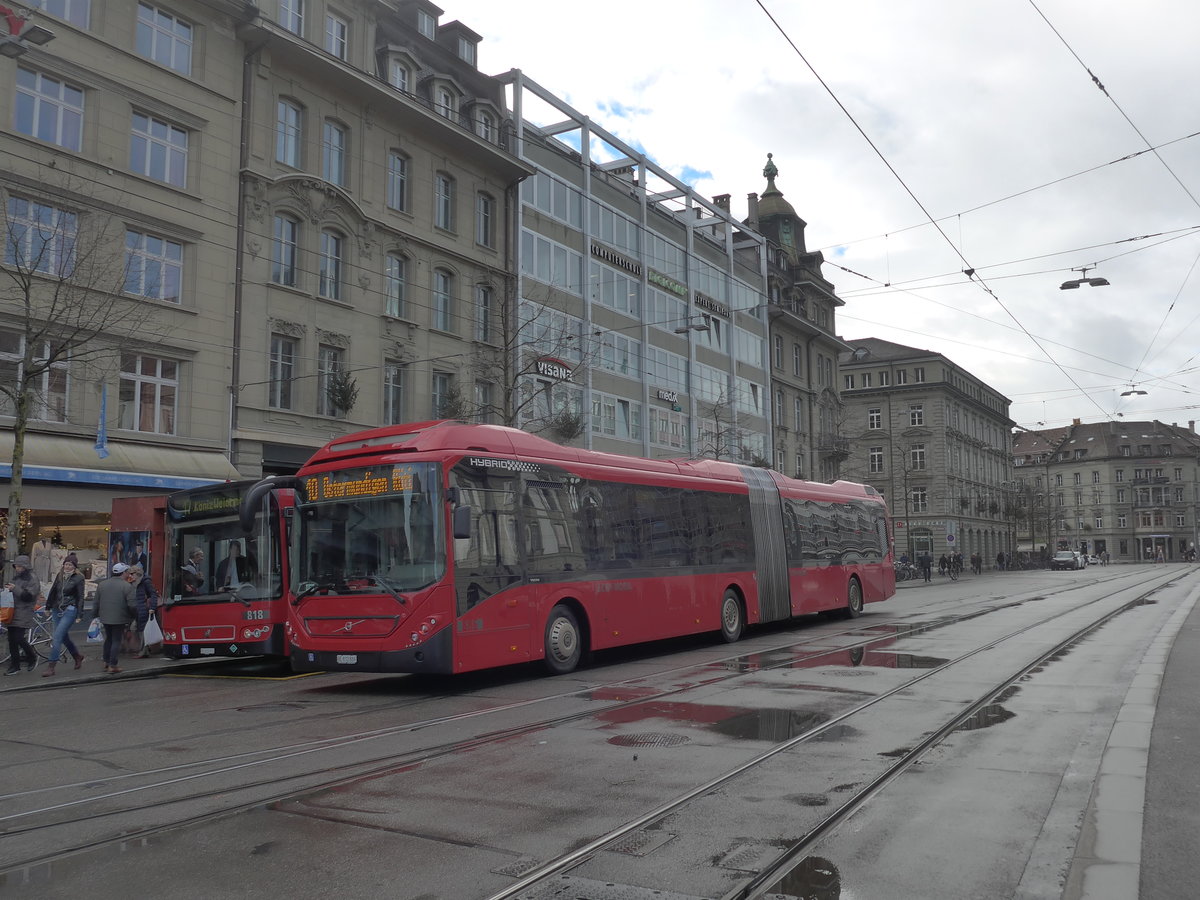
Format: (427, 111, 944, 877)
(535, 357, 572, 381)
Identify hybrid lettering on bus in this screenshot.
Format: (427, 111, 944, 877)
(159, 480, 293, 659)
(260, 421, 894, 676)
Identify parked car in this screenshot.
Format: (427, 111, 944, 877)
(1088, 555, 1101, 566)
(1051, 550, 1083, 570)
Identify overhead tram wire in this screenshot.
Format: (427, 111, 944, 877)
(814, 128, 1200, 256)
(1028, 0, 1200, 418)
(754, 0, 1112, 422)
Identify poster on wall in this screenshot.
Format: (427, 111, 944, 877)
(109, 531, 150, 573)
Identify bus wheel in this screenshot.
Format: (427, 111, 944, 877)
(543, 605, 582, 675)
(720, 590, 744, 643)
(843, 578, 864, 619)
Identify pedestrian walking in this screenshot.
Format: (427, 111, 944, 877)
(4, 555, 41, 675)
(42, 555, 86, 676)
(94, 562, 136, 674)
(996, 551, 1006, 571)
(920, 551, 933, 582)
(128, 563, 160, 658)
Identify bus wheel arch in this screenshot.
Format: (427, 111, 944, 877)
(843, 576, 864, 619)
(542, 600, 587, 675)
(719, 587, 745, 643)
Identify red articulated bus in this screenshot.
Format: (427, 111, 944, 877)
(159, 480, 294, 660)
(262, 420, 894, 676)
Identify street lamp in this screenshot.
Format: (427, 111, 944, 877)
(1059, 265, 1110, 290)
(1120, 386, 1148, 396)
(673, 315, 710, 335)
(0, 5, 56, 58)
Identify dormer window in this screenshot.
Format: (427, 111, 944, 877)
(458, 37, 476, 65)
(389, 60, 410, 92)
(436, 87, 456, 120)
(475, 109, 496, 141)
(417, 8, 435, 39)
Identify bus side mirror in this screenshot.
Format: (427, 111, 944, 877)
(453, 505, 472, 540)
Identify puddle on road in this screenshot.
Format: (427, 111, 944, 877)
(766, 855, 843, 899)
(955, 703, 1016, 731)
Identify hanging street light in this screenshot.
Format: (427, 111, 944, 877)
(1060, 265, 1110, 290)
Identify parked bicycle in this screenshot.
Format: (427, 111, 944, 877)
(0, 608, 54, 670)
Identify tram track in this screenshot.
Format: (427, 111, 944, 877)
(0, 567, 1180, 882)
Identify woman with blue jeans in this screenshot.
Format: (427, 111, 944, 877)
(42, 557, 86, 676)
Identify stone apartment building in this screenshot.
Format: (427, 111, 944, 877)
(1012, 419, 1200, 562)
(0, 0, 528, 548)
(838, 337, 1015, 562)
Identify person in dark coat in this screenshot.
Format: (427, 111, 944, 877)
(919, 551, 933, 583)
(42, 556, 86, 676)
(4, 555, 40, 675)
(128, 563, 161, 658)
(95, 562, 136, 674)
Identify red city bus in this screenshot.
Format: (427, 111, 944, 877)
(262, 420, 894, 676)
(159, 480, 294, 660)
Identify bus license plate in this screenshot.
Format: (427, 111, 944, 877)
(336, 654, 358, 665)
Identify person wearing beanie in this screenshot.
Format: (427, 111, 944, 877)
(42, 555, 87, 676)
(4, 555, 40, 675)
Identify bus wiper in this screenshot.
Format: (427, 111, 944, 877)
(293, 581, 325, 605)
(223, 587, 252, 607)
(366, 574, 407, 605)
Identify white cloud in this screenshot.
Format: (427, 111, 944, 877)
(448, 0, 1200, 430)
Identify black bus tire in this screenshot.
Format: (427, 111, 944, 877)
(543, 604, 582, 675)
(843, 577, 864, 619)
(720, 589, 744, 643)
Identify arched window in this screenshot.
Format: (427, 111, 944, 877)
(319, 229, 343, 300)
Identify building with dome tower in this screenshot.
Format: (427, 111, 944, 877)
(730, 154, 850, 482)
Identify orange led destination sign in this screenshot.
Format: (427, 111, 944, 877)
(305, 467, 416, 501)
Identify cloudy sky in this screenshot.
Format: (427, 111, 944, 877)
(446, 0, 1200, 432)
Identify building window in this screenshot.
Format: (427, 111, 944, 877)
(457, 37, 475, 64)
(324, 12, 348, 59)
(1117, 516, 1127, 529)
(4, 196, 76, 276)
(387, 152, 408, 211)
(1115, 469, 1124, 482)
(279, 0, 303, 34)
(318, 230, 342, 300)
(869, 446, 884, 474)
(868, 407, 881, 429)
(124, 229, 182, 302)
(136, 3, 192, 75)
(862, 372, 872, 388)
(432, 371, 452, 417)
(910, 444, 925, 470)
(879, 370, 890, 386)
(1055, 473, 1063, 486)
(389, 61, 410, 92)
(1092, 471, 1101, 483)
(276, 100, 301, 167)
(1175, 468, 1184, 480)
(475, 110, 495, 141)
(591, 392, 642, 441)
(792, 344, 802, 376)
(131, 112, 188, 187)
(914, 367, 925, 383)
(774, 390, 785, 426)
(896, 370, 907, 385)
(118, 353, 176, 434)
(475, 192, 494, 247)
(475, 284, 492, 342)
(272, 214, 299, 287)
(316, 344, 344, 417)
(773, 335, 783, 369)
(268, 334, 295, 409)
(385, 253, 405, 317)
(1177, 515, 1186, 528)
(28, 1, 90, 27)
(383, 361, 405, 424)
(433, 268, 453, 331)
(0, 331, 67, 422)
(909, 403, 923, 427)
(1116, 488, 1126, 503)
(15, 67, 84, 151)
(911, 486, 928, 513)
(794, 396, 803, 433)
(416, 8, 435, 38)
(321, 121, 346, 186)
(475, 380, 494, 422)
(436, 87, 456, 120)
(1073, 472, 1081, 484)
(844, 374, 854, 390)
(435, 173, 455, 230)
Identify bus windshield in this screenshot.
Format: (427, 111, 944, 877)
(297, 463, 444, 594)
(166, 488, 283, 602)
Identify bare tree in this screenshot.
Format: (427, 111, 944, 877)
(1, 183, 162, 571)
(451, 272, 602, 444)
(695, 392, 739, 461)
